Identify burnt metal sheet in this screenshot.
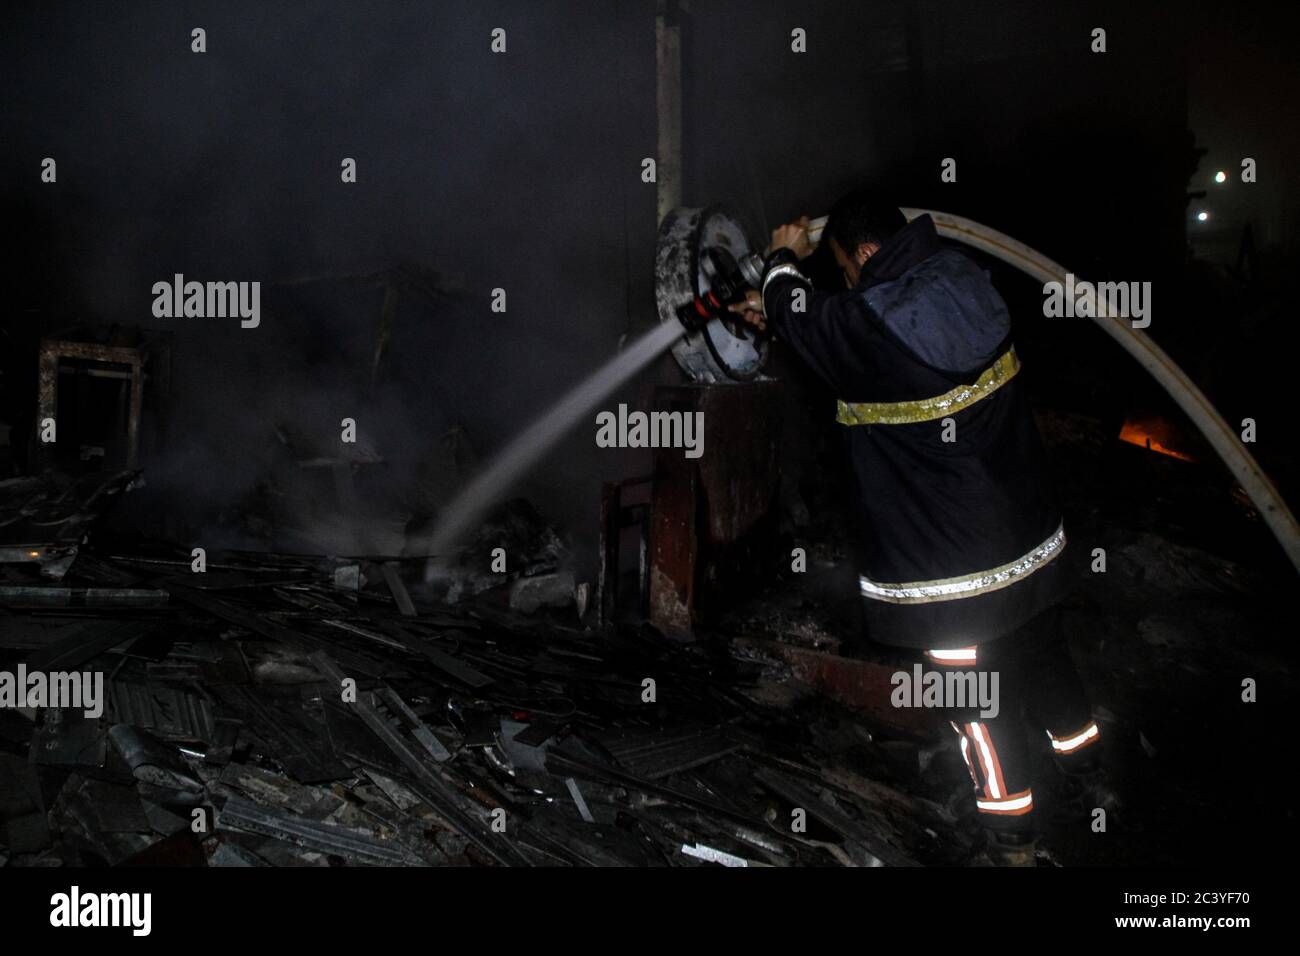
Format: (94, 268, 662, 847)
(0, 586, 168, 608)
(162, 582, 387, 676)
(70, 777, 152, 833)
(404, 638, 494, 689)
(63, 553, 145, 587)
(310, 651, 531, 867)
(321, 698, 404, 775)
(564, 777, 595, 823)
(23, 620, 146, 672)
(145, 662, 203, 681)
(271, 587, 343, 616)
(0, 618, 102, 652)
(218, 763, 339, 816)
(602, 727, 741, 780)
(218, 796, 424, 866)
(319, 618, 408, 651)
(546, 748, 769, 833)
(372, 686, 451, 762)
(497, 718, 550, 772)
(681, 842, 754, 867)
(0, 545, 78, 574)
(753, 767, 914, 867)
(209, 684, 351, 784)
(107, 724, 202, 794)
(109, 681, 215, 741)
(161, 581, 325, 653)
(512, 720, 564, 748)
(382, 561, 418, 616)
(363, 770, 422, 812)
(141, 800, 190, 837)
(30, 710, 108, 769)
(209, 842, 269, 866)
(0, 753, 51, 852)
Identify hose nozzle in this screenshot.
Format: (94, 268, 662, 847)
(675, 248, 765, 332)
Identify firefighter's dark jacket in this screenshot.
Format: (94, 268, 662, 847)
(762, 214, 1064, 649)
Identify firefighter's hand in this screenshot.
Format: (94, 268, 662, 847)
(728, 290, 767, 332)
(769, 216, 814, 259)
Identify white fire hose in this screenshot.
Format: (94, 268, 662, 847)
(802, 209, 1300, 575)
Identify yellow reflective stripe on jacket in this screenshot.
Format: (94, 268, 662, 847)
(836, 348, 1021, 426)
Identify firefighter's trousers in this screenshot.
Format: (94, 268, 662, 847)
(928, 604, 1100, 833)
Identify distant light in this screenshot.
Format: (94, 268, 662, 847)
(1214, 170, 1227, 183)
(1197, 211, 1209, 222)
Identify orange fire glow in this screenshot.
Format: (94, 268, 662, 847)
(1118, 415, 1196, 462)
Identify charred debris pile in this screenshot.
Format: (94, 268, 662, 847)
(0, 470, 960, 868)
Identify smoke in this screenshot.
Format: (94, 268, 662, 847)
(425, 318, 683, 560)
(2, 0, 661, 555)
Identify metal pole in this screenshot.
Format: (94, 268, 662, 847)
(655, 0, 683, 224)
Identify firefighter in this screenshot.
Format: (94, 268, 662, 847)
(730, 190, 1120, 865)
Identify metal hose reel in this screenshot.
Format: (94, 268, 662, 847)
(654, 205, 769, 383)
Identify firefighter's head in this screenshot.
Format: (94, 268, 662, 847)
(825, 190, 907, 288)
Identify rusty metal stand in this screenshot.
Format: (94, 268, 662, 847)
(647, 380, 784, 637)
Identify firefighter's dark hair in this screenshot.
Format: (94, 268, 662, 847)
(825, 189, 907, 255)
